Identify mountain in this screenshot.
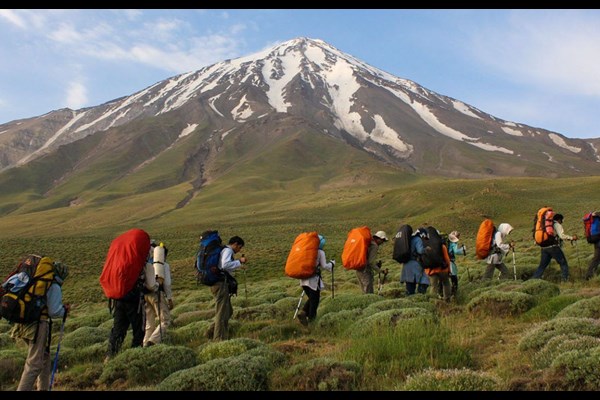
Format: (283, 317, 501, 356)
(0, 37, 599, 218)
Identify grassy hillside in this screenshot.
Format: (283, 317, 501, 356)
(0, 175, 599, 391)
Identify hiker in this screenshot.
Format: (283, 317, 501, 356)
(532, 213, 577, 282)
(424, 241, 452, 302)
(143, 243, 174, 347)
(585, 211, 600, 280)
(400, 228, 430, 295)
(447, 231, 466, 296)
(209, 235, 247, 340)
(356, 231, 388, 294)
(11, 262, 70, 391)
(296, 234, 335, 326)
(106, 245, 158, 360)
(482, 223, 514, 280)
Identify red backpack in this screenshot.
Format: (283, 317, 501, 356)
(99, 229, 151, 299)
(583, 212, 600, 244)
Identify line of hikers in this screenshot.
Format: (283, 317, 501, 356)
(3, 208, 599, 389)
(287, 208, 600, 326)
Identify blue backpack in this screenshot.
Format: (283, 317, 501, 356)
(583, 212, 600, 244)
(195, 231, 225, 285)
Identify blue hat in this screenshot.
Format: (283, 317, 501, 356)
(318, 234, 326, 249)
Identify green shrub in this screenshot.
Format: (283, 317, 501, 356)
(534, 334, 600, 369)
(157, 353, 274, 391)
(197, 337, 264, 363)
(400, 367, 504, 390)
(273, 357, 361, 391)
(0, 349, 26, 390)
(362, 298, 437, 315)
(548, 346, 600, 390)
(99, 345, 197, 387)
(62, 326, 110, 348)
(521, 294, 582, 321)
(66, 305, 111, 330)
(314, 309, 358, 335)
(349, 307, 437, 338)
(518, 317, 600, 352)
(317, 293, 382, 317)
(467, 290, 535, 316)
(59, 342, 107, 365)
(170, 320, 211, 346)
(53, 362, 104, 390)
(344, 318, 471, 381)
(514, 279, 560, 299)
(554, 295, 600, 319)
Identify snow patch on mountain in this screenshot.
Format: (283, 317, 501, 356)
(501, 126, 523, 136)
(549, 133, 581, 153)
(370, 114, 413, 154)
(18, 110, 88, 165)
(231, 94, 253, 121)
(179, 123, 198, 139)
(452, 100, 482, 119)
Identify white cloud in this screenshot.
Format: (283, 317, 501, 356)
(0, 9, 26, 28)
(469, 10, 600, 98)
(65, 82, 88, 110)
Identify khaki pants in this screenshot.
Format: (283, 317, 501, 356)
(210, 280, 232, 340)
(355, 267, 374, 294)
(17, 320, 51, 391)
(143, 291, 171, 345)
(483, 263, 510, 280)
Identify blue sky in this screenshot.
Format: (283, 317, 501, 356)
(1, 9, 599, 139)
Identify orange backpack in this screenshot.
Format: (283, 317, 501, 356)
(342, 226, 372, 270)
(285, 232, 320, 279)
(533, 207, 556, 247)
(475, 219, 496, 260)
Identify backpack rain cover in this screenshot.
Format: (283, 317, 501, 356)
(392, 224, 413, 264)
(342, 226, 372, 270)
(476, 219, 496, 260)
(99, 228, 151, 299)
(285, 232, 320, 279)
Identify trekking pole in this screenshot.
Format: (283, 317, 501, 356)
(293, 289, 304, 320)
(242, 254, 247, 299)
(156, 285, 163, 342)
(462, 245, 471, 281)
(330, 257, 335, 299)
(512, 249, 517, 281)
(49, 309, 68, 391)
(377, 271, 382, 295)
(378, 269, 388, 296)
(573, 240, 582, 279)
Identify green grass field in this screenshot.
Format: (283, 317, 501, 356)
(1, 175, 599, 390)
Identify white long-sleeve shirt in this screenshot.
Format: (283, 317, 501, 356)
(299, 249, 334, 291)
(553, 221, 575, 244)
(219, 246, 243, 273)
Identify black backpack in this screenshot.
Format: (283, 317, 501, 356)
(393, 224, 413, 263)
(420, 226, 445, 269)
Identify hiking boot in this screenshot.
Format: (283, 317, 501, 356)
(296, 310, 308, 326)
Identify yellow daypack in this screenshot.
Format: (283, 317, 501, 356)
(0, 255, 55, 323)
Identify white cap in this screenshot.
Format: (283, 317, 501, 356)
(448, 231, 460, 243)
(374, 231, 388, 242)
